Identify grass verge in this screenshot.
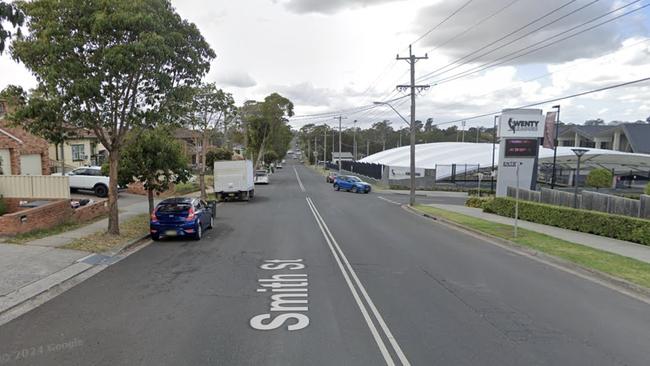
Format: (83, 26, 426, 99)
(174, 182, 200, 195)
(62, 214, 150, 253)
(414, 204, 650, 289)
(5, 215, 108, 244)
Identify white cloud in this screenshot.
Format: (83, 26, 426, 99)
(216, 71, 257, 88)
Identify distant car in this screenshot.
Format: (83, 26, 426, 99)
(326, 171, 338, 183)
(333, 175, 371, 194)
(254, 170, 269, 184)
(276, 162, 283, 169)
(150, 197, 215, 241)
(53, 166, 110, 197)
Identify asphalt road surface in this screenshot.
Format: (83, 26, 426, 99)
(1, 162, 650, 365)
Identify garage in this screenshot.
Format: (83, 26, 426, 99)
(19, 154, 43, 175)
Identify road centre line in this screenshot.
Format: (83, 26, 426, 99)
(294, 167, 306, 192)
(306, 197, 411, 366)
(378, 196, 401, 205)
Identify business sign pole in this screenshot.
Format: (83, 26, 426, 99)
(496, 108, 545, 197)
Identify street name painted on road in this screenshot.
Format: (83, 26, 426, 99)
(249, 259, 310, 331)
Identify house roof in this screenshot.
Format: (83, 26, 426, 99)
(558, 124, 618, 138)
(621, 123, 650, 154)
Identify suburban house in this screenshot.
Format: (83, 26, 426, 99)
(331, 152, 354, 165)
(48, 129, 107, 172)
(174, 128, 217, 167)
(0, 99, 50, 175)
(557, 123, 650, 154)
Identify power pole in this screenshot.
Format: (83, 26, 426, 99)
(324, 127, 327, 164)
(353, 119, 358, 161)
(334, 116, 347, 172)
(397, 45, 429, 206)
(461, 120, 466, 143)
(314, 135, 318, 165)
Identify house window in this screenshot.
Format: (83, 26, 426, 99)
(71, 144, 86, 161)
(600, 141, 609, 149)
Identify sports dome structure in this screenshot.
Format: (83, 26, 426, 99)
(359, 142, 650, 180)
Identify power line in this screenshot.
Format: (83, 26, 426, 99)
(426, 1, 648, 86)
(433, 75, 650, 126)
(416, 0, 579, 82)
(419, 0, 602, 83)
(411, 0, 476, 46)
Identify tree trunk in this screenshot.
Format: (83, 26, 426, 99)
(147, 188, 155, 216)
(60, 142, 65, 174)
(199, 133, 207, 200)
(107, 149, 120, 235)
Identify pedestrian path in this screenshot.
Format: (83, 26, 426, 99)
(429, 203, 650, 264)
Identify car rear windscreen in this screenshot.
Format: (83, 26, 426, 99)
(157, 203, 191, 213)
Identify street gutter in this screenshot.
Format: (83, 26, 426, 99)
(403, 204, 650, 305)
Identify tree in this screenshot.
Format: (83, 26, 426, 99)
(0, 1, 23, 53)
(185, 83, 236, 199)
(371, 120, 392, 151)
(586, 168, 613, 190)
(243, 93, 294, 168)
(262, 151, 279, 166)
(0, 85, 26, 106)
(119, 129, 190, 215)
(584, 118, 605, 126)
(424, 118, 433, 132)
(12, 0, 214, 234)
(206, 147, 233, 167)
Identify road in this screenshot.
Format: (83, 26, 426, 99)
(1, 161, 650, 365)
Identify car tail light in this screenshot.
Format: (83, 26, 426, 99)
(186, 207, 196, 221)
(151, 211, 158, 223)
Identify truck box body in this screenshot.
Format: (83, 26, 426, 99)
(213, 160, 255, 201)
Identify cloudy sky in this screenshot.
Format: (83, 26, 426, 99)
(1, 0, 650, 131)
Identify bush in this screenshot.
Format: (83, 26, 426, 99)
(467, 188, 494, 197)
(0, 196, 6, 216)
(646, 182, 650, 195)
(586, 168, 612, 190)
(466, 197, 492, 209)
(483, 197, 650, 245)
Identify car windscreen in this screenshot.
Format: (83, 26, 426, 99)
(255, 172, 267, 176)
(348, 177, 361, 182)
(157, 203, 191, 213)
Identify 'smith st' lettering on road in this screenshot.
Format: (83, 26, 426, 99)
(249, 259, 310, 331)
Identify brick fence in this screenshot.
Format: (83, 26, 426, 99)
(0, 198, 108, 236)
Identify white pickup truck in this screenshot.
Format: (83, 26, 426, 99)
(53, 166, 110, 197)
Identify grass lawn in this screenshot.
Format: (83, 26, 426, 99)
(174, 182, 200, 195)
(6, 215, 108, 244)
(414, 204, 650, 289)
(62, 214, 150, 253)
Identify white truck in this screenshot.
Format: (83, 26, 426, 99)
(213, 160, 255, 201)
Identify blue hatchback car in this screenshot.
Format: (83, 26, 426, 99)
(333, 175, 371, 194)
(150, 197, 215, 241)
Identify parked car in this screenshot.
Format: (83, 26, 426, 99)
(53, 166, 110, 197)
(333, 175, 371, 194)
(326, 171, 338, 183)
(254, 170, 269, 184)
(276, 162, 283, 169)
(150, 197, 216, 241)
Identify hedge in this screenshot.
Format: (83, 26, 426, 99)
(0, 196, 5, 216)
(466, 197, 492, 209)
(483, 197, 650, 246)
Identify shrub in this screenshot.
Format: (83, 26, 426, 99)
(483, 197, 650, 245)
(646, 182, 650, 196)
(466, 197, 492, 209)
(0, 195, 6, 216)
(586, 168, 612, 190)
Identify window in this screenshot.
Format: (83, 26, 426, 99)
(71, 144, 86, 161)
(600, 141, 609, 149)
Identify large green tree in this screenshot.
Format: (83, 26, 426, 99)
(12, 0, 214, 234)
(0, 1, 23, 53)
(243, 93, 294, 168)
(185, 83, 236, 199)
(118, 129, 190, 215)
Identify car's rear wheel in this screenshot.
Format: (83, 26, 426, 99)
(208, 216, 214, 229)
(351, 186, 358, 193)
(194, 222, 202, 240)
(334, 184, 340, 191)
(94, 184, 108, 198)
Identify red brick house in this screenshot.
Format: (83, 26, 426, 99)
(0, 99, 50, 175)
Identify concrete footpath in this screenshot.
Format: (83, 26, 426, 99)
(429, 203, 650, 264)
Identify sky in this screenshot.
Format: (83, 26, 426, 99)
(1, 0, 650, 131)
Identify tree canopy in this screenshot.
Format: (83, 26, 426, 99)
(586, 168, 613, 190)
(243, 93, 294, 168)
(0, 1, 23, 53)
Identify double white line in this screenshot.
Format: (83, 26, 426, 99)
(294, 166, 306, 192)
(305, 197, 410, 366)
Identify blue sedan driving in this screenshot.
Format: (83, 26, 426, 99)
(333, 175, 372, 194)
(150, 197, 215, 241)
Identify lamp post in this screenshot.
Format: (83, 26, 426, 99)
(550, 105, 561, 189)
(491, 115, 499, 193)
(374, 101, 413, 205)
(571, 148, 588, 208)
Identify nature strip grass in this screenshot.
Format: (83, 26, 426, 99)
(6, 215, 108, 244)
(62, 214, 150, 253)
(414, 204, 650, 290)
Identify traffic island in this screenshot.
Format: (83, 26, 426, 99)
(408, 204, 650, 297)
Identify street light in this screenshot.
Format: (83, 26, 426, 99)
(374, 101, 414, 205)
(491, 115, 499, 193)
(571, 148, 588, 208)
(550, 105, 561, 189)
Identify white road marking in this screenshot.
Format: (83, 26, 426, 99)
(294, 167, 306, 192)
(378, 196, 401, 205)
(306, 197, 411, 366)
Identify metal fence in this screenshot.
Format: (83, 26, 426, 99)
(341, 161, 383, 180)
(0, 175, 70, 199)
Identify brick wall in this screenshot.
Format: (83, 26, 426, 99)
(71, 199, 109, 222)
(0, 200, 72, 235)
